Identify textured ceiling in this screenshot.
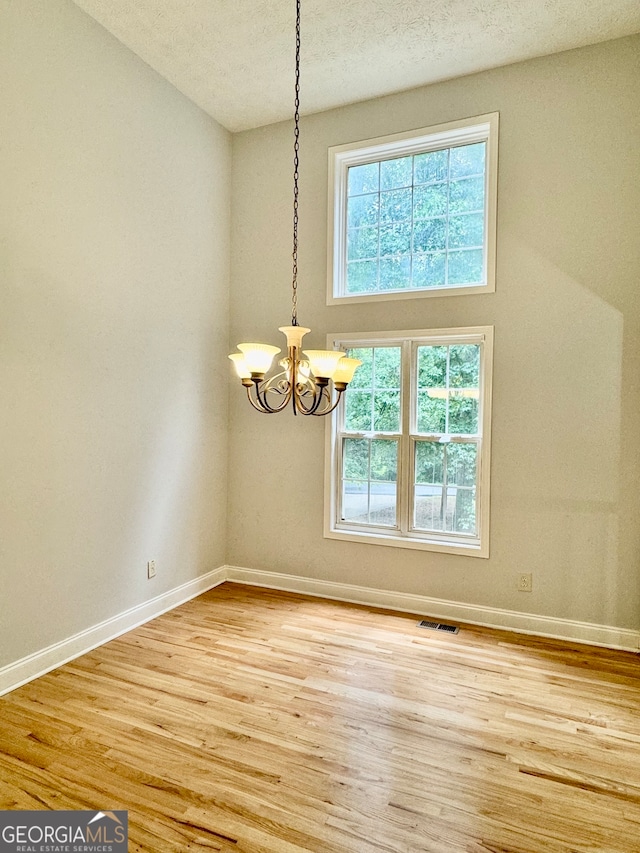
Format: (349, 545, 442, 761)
(71, 0, 640, 132)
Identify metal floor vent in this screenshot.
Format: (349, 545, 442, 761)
(418, 620, 460, 634)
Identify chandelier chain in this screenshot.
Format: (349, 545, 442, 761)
(229, 0, 360, 415)
(291, 0, 301, 327)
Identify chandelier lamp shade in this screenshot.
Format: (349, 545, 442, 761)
(228, 0, 361, 416)
(230, 327, 362, 416)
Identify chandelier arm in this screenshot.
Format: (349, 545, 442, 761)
(253, 380, 293, 414)
(292, 385, 322, 416)
(308, 385, 331, 415)
(311, 388, 345, 416)
(289, 343, 320, 416)
(261, 374, 292, 398)
(245, 385, 274, 414)
(293, 383, 339, 416)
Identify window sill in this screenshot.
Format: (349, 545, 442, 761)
(327, 280, 494, 306)
(325, 525, 488, 558)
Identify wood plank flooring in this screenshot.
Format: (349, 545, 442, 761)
(1, 583, 639, 852)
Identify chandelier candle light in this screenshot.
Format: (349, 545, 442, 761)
(228, 0, 361, 415)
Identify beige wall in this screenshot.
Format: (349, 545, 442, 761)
(0, 0, 231, 666)
(1, 2, 638, 673)
(228, 36, 640, 630)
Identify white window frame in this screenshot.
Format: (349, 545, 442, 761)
(327, 113, 499, 305)
(324, 326, 493, 558)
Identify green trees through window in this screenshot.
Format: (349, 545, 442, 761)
(346, 142, 486, 294)
(414, 343, 479, 534)
(328, 113, 498, 304)
(341, 347, 401, 526)
(328, 328, 492, 555)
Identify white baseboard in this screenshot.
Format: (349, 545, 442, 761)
(225, 565, 640, 653)
(0, 566, 227, 697)
(3, 564, 637, 696)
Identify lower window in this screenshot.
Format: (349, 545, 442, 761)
(324, 326, 493, 557)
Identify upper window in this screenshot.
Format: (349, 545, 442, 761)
(324, 327, 493, 557)
(327, 114, 498, 304)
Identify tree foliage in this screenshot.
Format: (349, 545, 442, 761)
(341, 343, 480, 533)
(346, 142, 486, 293)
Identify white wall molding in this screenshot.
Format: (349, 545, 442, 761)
(0, 567, 227, 697)
(3, 564, 637, 696)
(225, 565, 640, 653)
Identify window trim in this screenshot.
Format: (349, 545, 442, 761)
(327, 113, 499, 305)
(324, 326, 494, 558)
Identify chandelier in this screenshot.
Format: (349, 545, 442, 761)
(228, 0, 361, 416)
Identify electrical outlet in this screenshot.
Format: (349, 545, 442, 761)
(147, 560, 156, 579)
(518, 572, 533, 592)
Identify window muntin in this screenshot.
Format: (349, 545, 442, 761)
(343, 346, 402, 432)
(328, 114, 498, 304)
(412, 341, 480, 538)
(346, 142, 486, 294)
(326, 328, 493, 557)
(416, 343, 480, 434)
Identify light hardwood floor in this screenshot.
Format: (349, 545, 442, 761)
(1, 583, 639, 852)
